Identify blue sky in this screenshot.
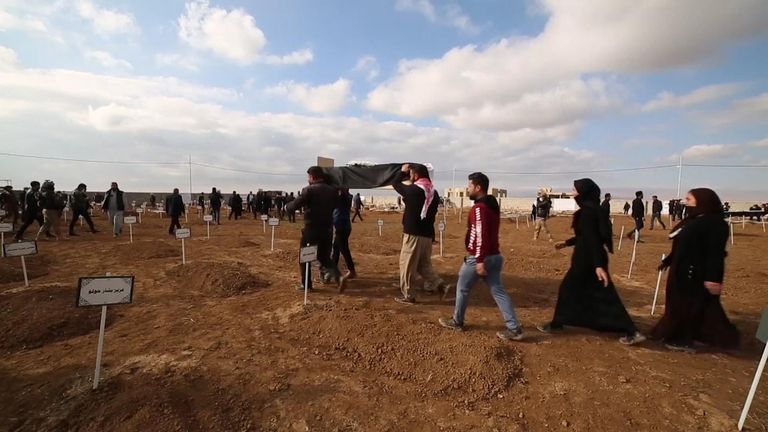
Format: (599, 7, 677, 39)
(1, 0, 767, 198)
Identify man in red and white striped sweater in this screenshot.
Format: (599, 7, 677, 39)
(439, 172, 524, 341)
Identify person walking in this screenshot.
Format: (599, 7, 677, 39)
(601, 193, 612, 216)
(333, 188, 357, 290)
(668, 199, 678, 222)
(197, 192, 205, 216)
(393, 163, 446, 304)
(246, 191, 253, 214)
(102, 182, 127, 238)
(438, 172, 524, 341)
(167, 188, 185, 235)
(285, 166, 345, 291)
(209, 187, 223, 225)
(36, 180, 65, 240)
(651, 188, 739, 352)
(623, 201, 630, 215)
(627, 191, 645, 242)
(275, 193, 285, 220)
(228, 191, 243, 220)
(352, 193, 364, 222)
(68, 183, 98, 235)
(286, 192, 296, 223)
(0, 186, 20, 226)
(533, 189, 553, 241)
(14, 181, 46, 241)
(537, 178, 645, 345)
(650, 195, 667, 230)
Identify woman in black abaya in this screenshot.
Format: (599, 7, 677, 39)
(537, 178, 645, 345)
(651, 188, 739, 352)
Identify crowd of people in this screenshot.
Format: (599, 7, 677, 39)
(0, 167, 749, 354)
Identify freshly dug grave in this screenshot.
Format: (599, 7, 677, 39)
(0, 254, 52, 286)
(166, 261, 270, 297)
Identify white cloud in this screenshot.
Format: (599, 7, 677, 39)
(369, 0, 768, 132)
(642, 82, 748, 112)
(749, 138, 768, 148)
(266, 79, 353, 113)
(178, 0, 266, 64)
(671, 144, 739, 162)
(395, 0, 479, 33)
(704, 93, 768, 127)
(178, 0, 312, 66)
(0, 10, 48, 33)
(76, 0, 139, 36)
(0, 46, 20, 70)
(155, 53, 200, 72)
(263, 49, 314, 65)
(353, 55, 380, 82)
(85, 50, 133, 70)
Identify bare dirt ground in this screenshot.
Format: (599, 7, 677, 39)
(1, 208, 767, 431)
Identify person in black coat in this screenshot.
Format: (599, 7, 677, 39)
(14, 181, 45, 241)
(627, 191, 645, 241)
(538, 178, 645, 345)
(650, 195, 666, 230)
(209, 187, 223, 225)
(651, 188, 739, 352)
(601, 193, 611, 216)
(167, 188, 185, 235)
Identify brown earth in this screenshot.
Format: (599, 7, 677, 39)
(0, 209, 766, 431)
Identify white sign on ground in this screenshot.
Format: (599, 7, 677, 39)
(260, 215, 269, 221)
(268, 218, 280, 226)
(438, 222, 445, 232)
(300, 245, 318, 263)
(3, 241, 37, 257)
(77, 276, 134, 307)
(203, 215, 213, 222)
(124, 216, 137, 224)
(175, 228, 191, 239)
(136, 208, 144, 213)
(377, 219, 384, 226)
(0, 210, 6, 217)
(0, 223, 14, 233)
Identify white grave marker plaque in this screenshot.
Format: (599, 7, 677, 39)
(175, 228, 191, 239)
(3, 241, 37, 257)
(77, 276, 134, 307)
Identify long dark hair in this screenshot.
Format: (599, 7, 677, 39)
(573, 178, 613, 253)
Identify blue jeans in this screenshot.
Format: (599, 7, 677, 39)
(453, 255, 521, 331)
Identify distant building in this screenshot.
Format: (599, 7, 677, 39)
(444, 187, 507, 200)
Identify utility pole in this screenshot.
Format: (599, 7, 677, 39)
(676, 155, 683, 198)
(188, 155, 193, 204)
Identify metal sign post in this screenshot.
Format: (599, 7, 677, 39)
(3, 241, 37, 286)
(261, 214, 268, 233)
(136, 207, 144, 224)
(438, 222, 445, 257)
(738, 308, 768, 431)
(123, 216, 137, 243)
(377, 219, 383, 237)
(175, 228, 191, 265)
(651, 254, 666, 315)
(269, 218, 279, 251)
(77, 273, 135, 390)
(203, 215, 213, 239)
(618, 226, 625, 251)
(627, 230, 639, 279)
(300, 244, 318, 306)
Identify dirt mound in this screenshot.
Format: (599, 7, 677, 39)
(354, 241, 401, 256)
(0, 254, 52, 286)
(290, 301, 524, 401)
(128, 243, 180, 260)
(12, 364, 261, 432)
(166, 261, 270, 297)
(0, 285, 116, 352)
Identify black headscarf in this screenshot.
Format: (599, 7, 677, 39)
(573, 178, 613, 253)
(671, 188, 724, 232)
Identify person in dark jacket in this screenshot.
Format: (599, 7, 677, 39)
(197, 193, 205, 216)
(439, 172, 523, 341)
(537, 178, 645, 345)
(533, 190, 553, 241)
(69, 183, 98, 235)
(286, 192, 296, 223)
(102, 182, 127, 238)
(650, 195, 666, 230)
(601, 193, 612, 216)
(393, 163, 445, 304)
(0, 185, 19, 226)
(651, 188, 739, 352)
(332, 188, 357, 289)
(627, 191, 645, 241)
(286, 166, 345, 291)
(14, 181, 45, 241)
(668, 199, 678, 222)
(352, 193, 364, 222)
(209, 187, 223, 225)
(167, 188, 185, 235)
(623, 201, 630, 215)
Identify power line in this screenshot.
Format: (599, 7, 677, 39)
(191, 162, 305, 177)
(446, 164, 679, 175)
(0, 152, 185, 165)
(683, 163, 768, 168)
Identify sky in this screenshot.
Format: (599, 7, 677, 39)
(1, 0, 767, 199)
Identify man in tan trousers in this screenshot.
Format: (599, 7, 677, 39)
(392, 163, 445, 305)
(533, 189, 553, 242)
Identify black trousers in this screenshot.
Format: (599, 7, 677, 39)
(299, 226, 338, 289)
(288, 210, 296, 223)
(352, 208, 363, 222)
(169, 215, 182, 233)
(16, 212, 44, 239)
(332, 224, 355, 273)
(211, 206, 221, 224)
(69, 208, 96, 232)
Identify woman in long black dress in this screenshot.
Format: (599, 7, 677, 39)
(651, 188, 739, 352)
(537, 178, 645, 345)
